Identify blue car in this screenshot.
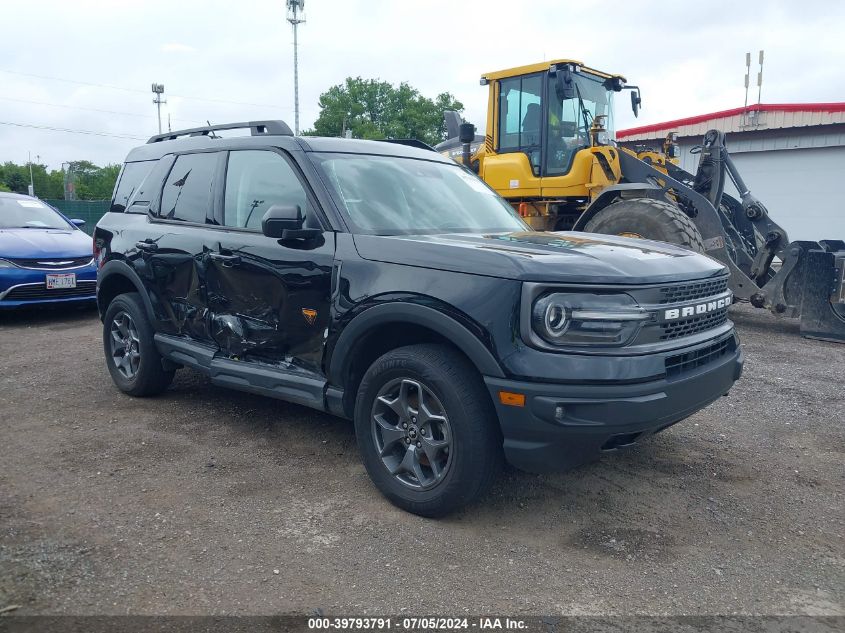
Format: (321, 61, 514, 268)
(0, 191, 97, 309)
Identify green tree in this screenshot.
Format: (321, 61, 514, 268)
(309, 77, 463, 146)
(0, 160, 118, 200)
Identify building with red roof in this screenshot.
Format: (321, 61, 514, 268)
(616, 103, 845, 242)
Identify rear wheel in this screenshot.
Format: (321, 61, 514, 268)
(354, 344, 502, 517)
(102, 292, 174, 397)
(584, 197, 705, 252)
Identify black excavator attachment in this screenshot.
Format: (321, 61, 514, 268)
(617, 130, 845, 342)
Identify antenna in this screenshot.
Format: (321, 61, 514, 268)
(743, 52, 751, 119)
(757, 50, 765, 105)
(286, 0, 306, 135)
(151, 83, 166, 135)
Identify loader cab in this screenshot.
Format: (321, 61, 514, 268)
(480, 60, 622, 202)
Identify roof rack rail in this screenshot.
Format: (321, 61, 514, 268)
(147, 120, 293, 144)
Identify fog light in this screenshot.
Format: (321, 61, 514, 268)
(554, 405, 566, 421)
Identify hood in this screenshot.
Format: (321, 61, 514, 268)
(353, 231, 726, 285)
(0, 228, 92, 260)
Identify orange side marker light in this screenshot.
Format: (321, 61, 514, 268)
(499, 391, 526, 407)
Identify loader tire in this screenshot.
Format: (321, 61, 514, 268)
(584, 198, 705, 252)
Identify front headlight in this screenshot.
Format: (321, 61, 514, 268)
(0, 259, 16, 269)
(531, 292, 650, 347)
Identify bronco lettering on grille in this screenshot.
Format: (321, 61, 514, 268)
(664, 294, 732, 320)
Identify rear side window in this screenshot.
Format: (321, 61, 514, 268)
(159, 153, 217, 223)
(223, 150, 308, 229)
(111, 160, 155, 212)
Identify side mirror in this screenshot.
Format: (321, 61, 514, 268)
(555, 67, 576, 100)
(261, 204, 321, 241)
(630, 90, 642, 118)
(261, 204, 303, 238)
(70, 218, 86, 228)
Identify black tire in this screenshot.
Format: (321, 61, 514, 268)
(583, 197, 705, 252)
(354, 343, 502, 517)
(102, 292, 174, 397)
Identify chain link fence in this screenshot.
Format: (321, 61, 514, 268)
(44, 200, 110, 235)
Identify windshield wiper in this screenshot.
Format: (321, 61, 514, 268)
(573, 82, 593, 136)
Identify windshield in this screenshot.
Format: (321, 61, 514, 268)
(0, 196, 72, 230)
(546, 72, 614, 175)
(311, 153, 528, 235)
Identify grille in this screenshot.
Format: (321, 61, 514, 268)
(2, 282, 96, 301)
(665, 337, 733, 378)
(659, 277, 729, 304)
(8, 256, 93, 269)
(660, 308, 729, 340)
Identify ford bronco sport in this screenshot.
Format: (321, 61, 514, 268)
(95, 120, 744, 516)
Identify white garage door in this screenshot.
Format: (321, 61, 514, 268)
(722, 147, 845, 243)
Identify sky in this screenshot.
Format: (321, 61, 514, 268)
(1, 0, 844, 169)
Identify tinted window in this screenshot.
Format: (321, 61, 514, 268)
(159, 153, 217, 223)
(223, 150, 308, 229)
(111, 160, 155, 212)
(130, 155, 175, 211)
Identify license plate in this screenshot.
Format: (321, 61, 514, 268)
(46, 273, 76, 289)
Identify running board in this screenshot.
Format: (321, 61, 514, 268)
(154, 333, 327, 410)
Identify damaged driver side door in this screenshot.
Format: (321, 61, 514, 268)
(205, 148, 334, 374)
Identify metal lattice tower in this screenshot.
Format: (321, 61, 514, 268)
(286, 0, 306, 135)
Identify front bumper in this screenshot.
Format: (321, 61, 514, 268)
(0, 265, 97, 308)
(485, 334, 744, 473)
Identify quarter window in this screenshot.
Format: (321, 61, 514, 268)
(223, 150, 308, 230)
(159, 153, 217, 223)
(111, 160, 155, 212)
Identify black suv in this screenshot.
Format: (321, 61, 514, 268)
(95, 120, 743, 516)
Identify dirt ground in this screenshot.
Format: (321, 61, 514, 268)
(0, 302, 842, 616)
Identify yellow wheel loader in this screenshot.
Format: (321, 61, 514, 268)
(435, 59, 845, 341)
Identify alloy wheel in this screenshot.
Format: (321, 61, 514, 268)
(371, 378, 453, 490)
(109, 310, 141, 379)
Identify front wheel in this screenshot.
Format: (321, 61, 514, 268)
(583, 197, 705, 252)
(354, 344, 502, 517)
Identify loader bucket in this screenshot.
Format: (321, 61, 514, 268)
(798, 240, 845, 342)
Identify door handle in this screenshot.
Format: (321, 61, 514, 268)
(135, 240, 158, 252)
(208, 253, 242, 267)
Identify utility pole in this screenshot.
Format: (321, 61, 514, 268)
(286, 0, 306, 135)
(151, 83, 166, 134)
(62, 162, 76, 201)
(27, 151, 34, 197)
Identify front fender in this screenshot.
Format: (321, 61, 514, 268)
(573, 182, 666, 231)
(327, 301, 505, 385)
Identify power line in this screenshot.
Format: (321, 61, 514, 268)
(0, 120, 147, 141)
(0, 69, 291, 110)
(0, 95, 204, 124)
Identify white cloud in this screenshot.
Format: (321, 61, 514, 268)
(160, 43, 197, 54)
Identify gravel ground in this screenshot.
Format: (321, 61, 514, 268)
(0, 303, 842, 616)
